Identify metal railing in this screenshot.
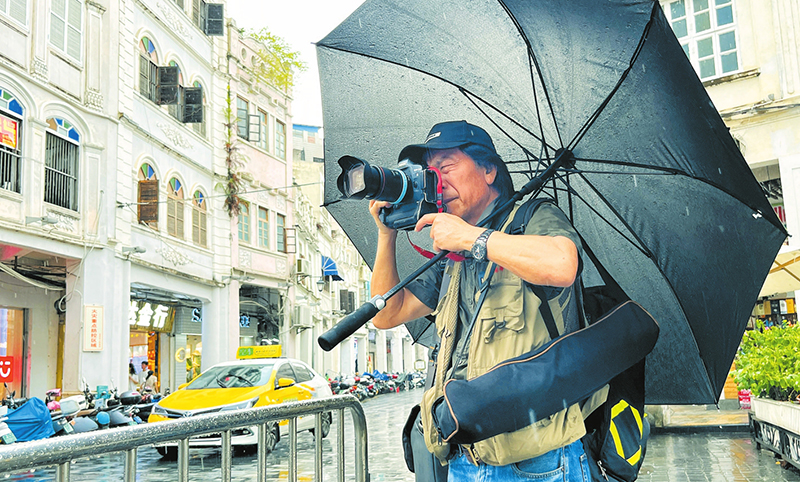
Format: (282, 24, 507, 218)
(0, 395, 368, 482)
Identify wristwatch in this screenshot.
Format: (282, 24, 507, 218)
(471, 229, 494, 262)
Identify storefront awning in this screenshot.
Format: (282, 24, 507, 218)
(322, 255, 344, 281)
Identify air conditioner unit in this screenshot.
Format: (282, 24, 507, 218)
(296, 258, 310, 276)
(292, 305, 313, 331)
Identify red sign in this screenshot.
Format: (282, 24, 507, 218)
(0, 356, 14, 383)
(0, 114, 18, 150)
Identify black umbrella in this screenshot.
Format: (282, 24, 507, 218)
(316, 0, 786, 404)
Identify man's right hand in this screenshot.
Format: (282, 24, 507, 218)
(369, 200, 397, 236)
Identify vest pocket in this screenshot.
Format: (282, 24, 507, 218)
(480, 280, 525, 343)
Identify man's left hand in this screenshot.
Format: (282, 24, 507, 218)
(415, 213, 484, 253)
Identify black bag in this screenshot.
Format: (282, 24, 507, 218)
(582, 360, 650, 482)
(402, 404, 449, 482)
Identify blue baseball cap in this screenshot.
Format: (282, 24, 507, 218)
(398, 120, 497, 164)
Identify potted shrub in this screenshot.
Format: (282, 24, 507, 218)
(733, 321, 800, 434)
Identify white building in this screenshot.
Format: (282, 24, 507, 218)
(0, 0, 121, 398)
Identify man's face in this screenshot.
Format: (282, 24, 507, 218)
(141, 362, 147, 369)
(427, 148, 498, 224)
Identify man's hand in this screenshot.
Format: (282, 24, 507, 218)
(415, 212, 484, 253)
(369, 200, 397, 236)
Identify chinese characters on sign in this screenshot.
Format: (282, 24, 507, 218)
(0, 114, 18, 150)
(83, 305, 104, 351)
(0, 356, 14, 383)
(239, 314, 250, 328)
(129, 300, 175, 333)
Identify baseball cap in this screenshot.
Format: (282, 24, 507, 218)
(398, 120, 497, 164)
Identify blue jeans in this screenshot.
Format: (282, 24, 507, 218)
(447, 439, 590, 482)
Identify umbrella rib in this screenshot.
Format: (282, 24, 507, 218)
(567, 2, 658, 152)
(496, 0, 564, 150)
(549, 172, 651, 257)
(461, 90, 551, 164)
(575, 158, 787, 234)
(568, 172, 718, 401)
(316, 44, 558, 152)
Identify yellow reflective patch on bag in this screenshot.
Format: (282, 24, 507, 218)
(609, 399, 644, 466)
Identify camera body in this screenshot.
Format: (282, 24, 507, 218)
(336, 156, 443, 231)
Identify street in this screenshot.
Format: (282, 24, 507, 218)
(5, 389, 800, 482)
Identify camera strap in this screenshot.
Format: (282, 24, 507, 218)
(406, 233, 466, 262)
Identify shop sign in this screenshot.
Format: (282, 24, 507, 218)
(239, 314, 251, 328)
(0, 356, 14, 382)
(191, 307, 202, 323)
(129, 300, 175, 333)
(0, 113, 18, 150)
(83, 305, 104, 352)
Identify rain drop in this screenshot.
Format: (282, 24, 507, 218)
(358, 18, 362, 29)
(719, 225, 725, 233)
(633, 175, 638, 188)
(686, 206, 690, 216)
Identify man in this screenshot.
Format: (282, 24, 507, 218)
(369, 121, 590, 481)
(137, 360, 149, 390)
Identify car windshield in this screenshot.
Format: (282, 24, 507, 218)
(187, 363, 275, 389)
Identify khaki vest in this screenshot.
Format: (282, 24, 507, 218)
(420, 210, 587, 466)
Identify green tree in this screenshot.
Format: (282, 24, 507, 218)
(248, 28, 307, 92)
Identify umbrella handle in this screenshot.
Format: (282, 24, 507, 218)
(318, 296, 385, 351)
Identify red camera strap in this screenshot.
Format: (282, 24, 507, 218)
(406, 233, 466, 262)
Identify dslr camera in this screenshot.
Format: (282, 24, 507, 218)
(336, 155, 444, 231)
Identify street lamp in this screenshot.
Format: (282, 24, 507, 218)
(316, 277, 326, 293)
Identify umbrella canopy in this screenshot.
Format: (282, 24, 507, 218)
(759, 245, 800, 298)
(317, 0, 786, 404)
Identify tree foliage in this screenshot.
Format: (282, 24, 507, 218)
(248, 28, 307, 92)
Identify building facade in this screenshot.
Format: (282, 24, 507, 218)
(0, 0, 121, 398)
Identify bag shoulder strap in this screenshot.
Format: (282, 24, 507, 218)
(505, 197, 561, 340)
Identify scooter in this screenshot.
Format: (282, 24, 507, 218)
(0, 406, 16, 444)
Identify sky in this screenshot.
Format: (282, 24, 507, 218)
(227, 0, 367, 128)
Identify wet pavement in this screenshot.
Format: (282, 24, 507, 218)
(4, 389, 800, 481)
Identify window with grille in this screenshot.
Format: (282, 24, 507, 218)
(0, 0, 27, 25)
(44, 118, 80, 211)
(276, 213, 286, 253)
(237, 97, 249, 139)
(139, 37, 159, 103)
(192, 191, 207, 247)
(50, 0, 83, 62)
(167, 178, 184, 238)
(138, 163, 159, 228)
(238, 202, 250, 243)
(663, 0, 739, 80)
(0, 89, 23, 194)
(275, 120, 286, 160)
(258, 207, 269, 248)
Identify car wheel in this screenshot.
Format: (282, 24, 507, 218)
(310, 412, 332, 439)
(262, 422, 279, 454)
(156, 446, 178, 460)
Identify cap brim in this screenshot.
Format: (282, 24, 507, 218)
(398, 141, 470, 164)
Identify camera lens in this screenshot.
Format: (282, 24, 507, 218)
(337, 156, 413, 204)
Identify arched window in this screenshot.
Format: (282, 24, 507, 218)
(192, 190, 207, 247)
(167, 177, 184, 238)
(137, 162, 158, 228)
(167, 61, 184, 121)
(139, 37, 159, 102)
(238, 202, 250, 243)
(44, 117, 80, 211)
(0, 88, 24, 193)
(190, 81, 207, 138)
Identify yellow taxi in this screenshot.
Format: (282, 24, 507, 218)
(149, 346, 333, 458)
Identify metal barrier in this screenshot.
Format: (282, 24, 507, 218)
(0, 395, 368, 482)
